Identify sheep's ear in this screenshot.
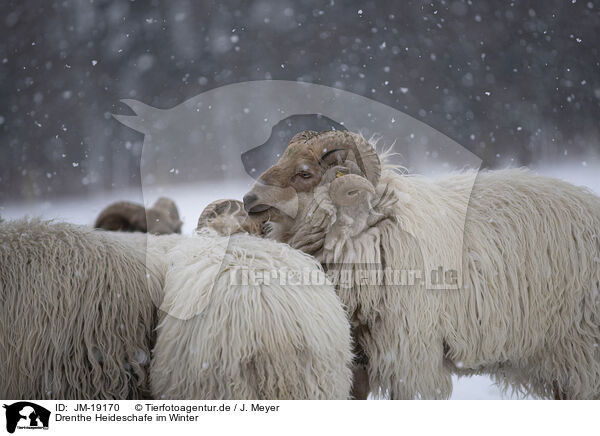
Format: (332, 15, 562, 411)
(329, 174, 376, 206)
(319, 148, 347, 168)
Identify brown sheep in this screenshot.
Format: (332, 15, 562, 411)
(95, 197, 182, 235)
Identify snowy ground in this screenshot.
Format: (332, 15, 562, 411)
(1, 162, 598, 400)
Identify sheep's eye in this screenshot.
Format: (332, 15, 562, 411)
(297, 172, 312, 179)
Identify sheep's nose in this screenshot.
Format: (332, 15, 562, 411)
(243, 193, 258, 211)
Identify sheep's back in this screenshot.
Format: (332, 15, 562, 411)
(367, 169, 600, 398)
(0, 219, 164, 399)
(151, 230, 353, 399)
(435, 170, 600, 396)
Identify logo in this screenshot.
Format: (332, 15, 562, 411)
(3, 402, 50, 434)
(113, 81, 482, 321)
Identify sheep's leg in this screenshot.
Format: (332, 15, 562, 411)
(351, 364, 370, 400)
(350, 323, 370, 400)
(552, 381, 567, 400)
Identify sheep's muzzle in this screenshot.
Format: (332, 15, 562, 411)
(243, 184, 299, 218)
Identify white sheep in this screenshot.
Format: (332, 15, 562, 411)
(150, 229, 353, 399)
(0, 218, 166, 399)
(243, 130, 600, 399)
(0, 216, 352, 400)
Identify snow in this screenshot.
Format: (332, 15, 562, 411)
(1, 162, 598, 399)
(449, 375, 514, 400)
(533, 162, 600, 194)
(0, 179, 248, 235)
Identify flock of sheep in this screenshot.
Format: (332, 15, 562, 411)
(2, 130, 600, 399)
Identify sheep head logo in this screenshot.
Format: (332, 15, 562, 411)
(114, 81, 481, 319)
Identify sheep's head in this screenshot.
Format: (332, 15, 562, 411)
(148, 197, 183, 234)
(197, 199, 262, 236)
(243, 130, 383, 254)
(95, 201, 147, 232)
(94, 197, 183, 235)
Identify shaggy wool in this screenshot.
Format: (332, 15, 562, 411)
(151, 230, 354, 400)
(0, 219, 165, 399)
(287, 158, 600, 399)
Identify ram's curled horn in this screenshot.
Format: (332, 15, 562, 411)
(197, 199, 263, 236)
(328, 174, 376, 207)
(317, 131, 381, 187)
(290, 130, 320, 143)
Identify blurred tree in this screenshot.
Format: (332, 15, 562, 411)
(0, 0, 598, 202)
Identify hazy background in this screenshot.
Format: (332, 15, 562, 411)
(1, 0, 599, 204)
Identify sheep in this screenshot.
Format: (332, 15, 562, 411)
(0, 218, 166, 399)
(150, 229, 353, 399)
(1, 216, 352, 400)
(94, 197, 183, 234)
(243, 129, 600, 400)
(196, 199, 262, 235)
